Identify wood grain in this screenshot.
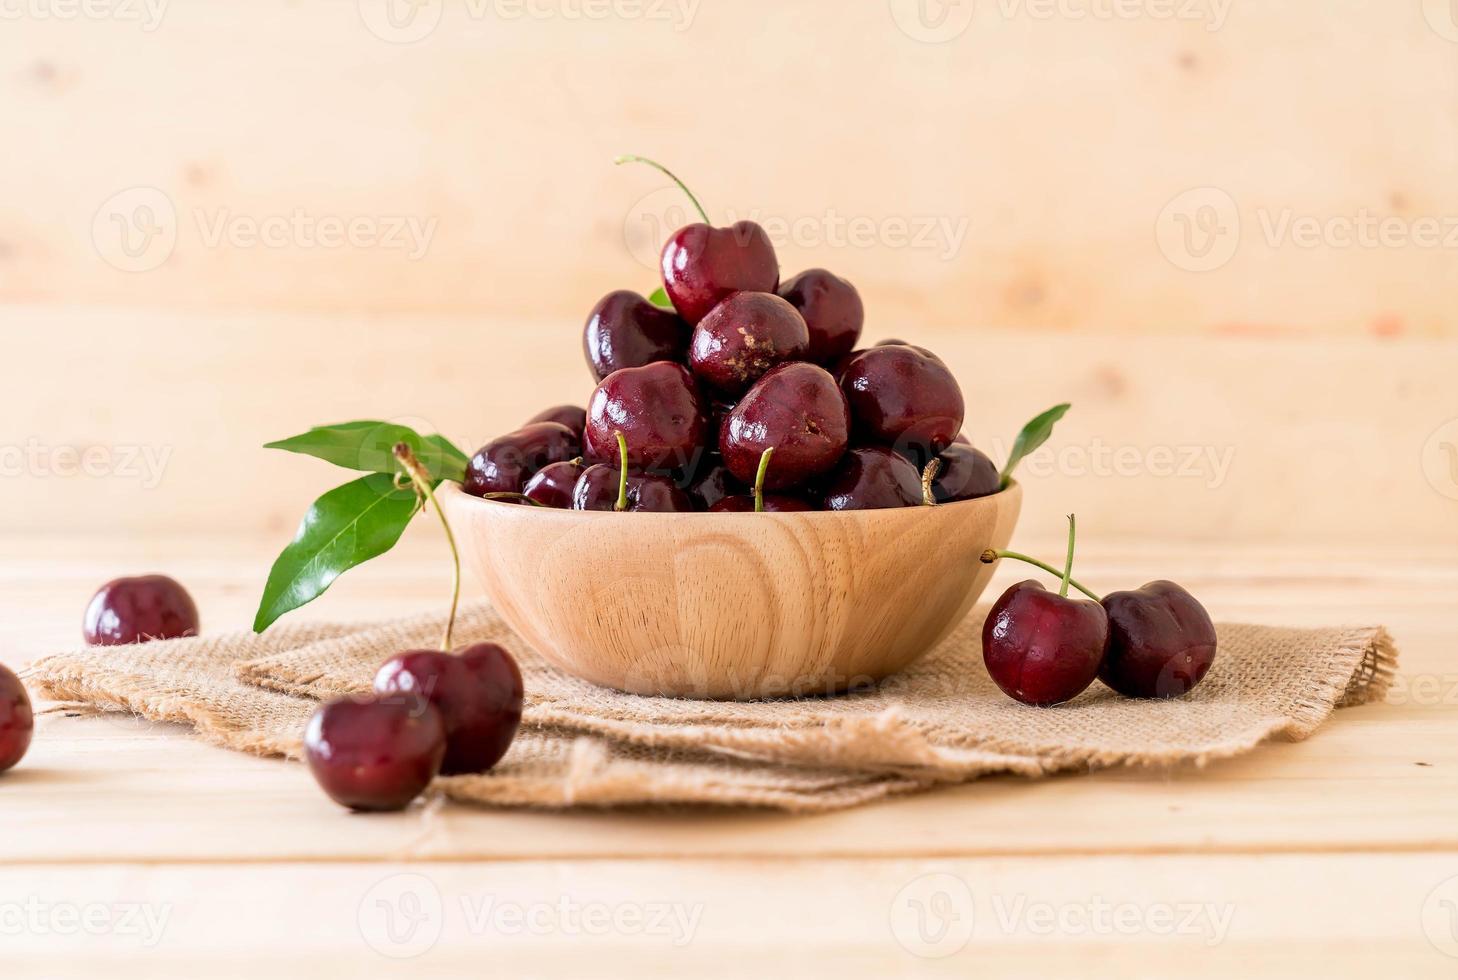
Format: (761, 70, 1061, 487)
(439, 481, 1020, 697)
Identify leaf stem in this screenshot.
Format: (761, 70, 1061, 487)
(920, 458, 941, 507)
(615, 431, 630, 512)
(978, 548, 1101, 602)
(753, 447, 774, 513)
(614, 154, 710, 224)
(394, 442, 461, 651)
(1059, 514, 1076, 598)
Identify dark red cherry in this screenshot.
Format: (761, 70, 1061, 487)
(777, 269, 864, 364)
(464, 422, 579, 497)
(708, 494, 812, 512)
(583, 290, 690, 381)
(83, 575, 199, 646)
(819, 447, 922, 510)
(572, 464, 694, 512)
(522, 459, 586, 508)
(0, 665, 33, 773)
(1099, 581, 1218, 699)
(841, 344, 964, 459)
(983, 580, 1108, 706)
(929, 444, 1000, 503)
(660, 221, 779, 325)
(583, 362, 707, 470)
(304, 694, 446, 812)
(719, 362, 849, 489)
(689, 292, 809, 395)
(686, 454, 742, 509)
(373, 643, 523, 776)
(526, 405, 586, 442)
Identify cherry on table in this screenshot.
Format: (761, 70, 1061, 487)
(841, 344, 965, 459)
(526, 405, 586, 442)
(583, 361, 706, 470)
(719, 362, 849, 489)
(583, 290, 690, 381)
(1099, 581, 1218, 698)
(689, 292, 810, 395)
(777, 269, 864, 365)
(463, 422, 579, 497)
(373, 642, 523, 776)
(819, 446, 922, 510)
(83, 574, 199, 646)
(304, 693, 446, 812)
(0, 664, 33, 773)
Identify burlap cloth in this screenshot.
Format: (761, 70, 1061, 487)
(25, 602, 1396, 812)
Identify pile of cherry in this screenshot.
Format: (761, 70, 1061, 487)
(463, 160, 995, 514)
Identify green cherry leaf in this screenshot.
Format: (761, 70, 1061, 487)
(264, 422, 467, 484)
(999, 403, 1072, 489)
(647, 286, 674, 311)
(252, 473, 422, 633)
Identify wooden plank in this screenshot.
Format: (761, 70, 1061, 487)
(1, 856, 1455, 977)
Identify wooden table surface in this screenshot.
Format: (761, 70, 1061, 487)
(4, 532, 1456, 978)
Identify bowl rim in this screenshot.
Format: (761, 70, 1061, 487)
(438, 478, 1020, 520)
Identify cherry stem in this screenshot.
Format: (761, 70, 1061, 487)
(1059, 514, 1076, 598)
(753, 447, 774, 513)
(479, 491, 549, 508)
(614, 154, 710, 224)
(614, 430, 630, 512)
(979, 548, 1101, 602)
(920, 458, 941, 507)
(393, 443, 461, 652)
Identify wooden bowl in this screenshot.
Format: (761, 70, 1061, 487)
(438, 480, 1021, 699)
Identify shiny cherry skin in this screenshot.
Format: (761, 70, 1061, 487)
(0, 664, 33, 773)
(841, 344, 965, 458)
(982, 580, 1109, 706)
(719, 363, 850, 489)
(929, 444, 1001, 503)
(526, 405, 586, 442)
(83, 575, 199, 646)
(1098, 581, 1218, 699)
(777, 269, 864, 365)
(464, 422, 579, 497)
(572, 464, 694, 512)
(373, 643, 523, 776)
(583, 362, 707, 470)
(304, 694, 446, 812)
(708, 494, 812, 512)
(686, 454, 742, 510)
(689, 292, 810, 395)
(522, 459, 586, 508)
(660, 220, 779, 325)
(819, 447, 922, 510)
(583, 290, 690, 382)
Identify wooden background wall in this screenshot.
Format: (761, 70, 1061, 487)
(4, 0, 1457, 550)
